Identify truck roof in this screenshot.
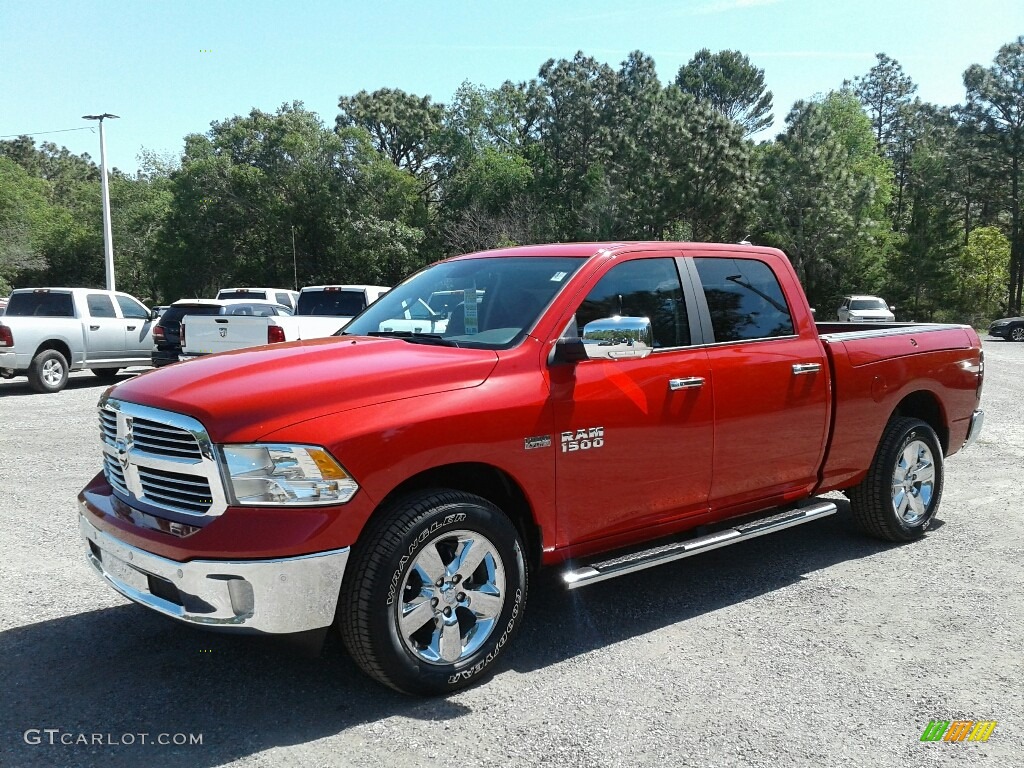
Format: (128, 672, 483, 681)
(452, 241, 783, 260)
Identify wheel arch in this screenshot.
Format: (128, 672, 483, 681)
(891, 390, 948, 454)
(34, 339, 72, 366)
(372, 462, 543, 572)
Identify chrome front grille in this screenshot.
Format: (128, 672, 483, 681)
(137, 467, 214, 513)
(132, 418, 204, 460)
(98, 395, 227, 518)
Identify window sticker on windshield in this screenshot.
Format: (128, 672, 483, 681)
(463, 289, 480, 334)
(551, 271, 568, 282)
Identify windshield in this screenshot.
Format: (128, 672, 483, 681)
(850, 298, 888, 311)
(342, 256, 585, 348)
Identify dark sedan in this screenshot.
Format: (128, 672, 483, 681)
(988, 316, 1024, 342)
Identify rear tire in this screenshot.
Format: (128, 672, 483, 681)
(339, 489, 528, 695)
(848, 417, 944, 541)
(92, 368, 120, 380)
(28, 349, 69, 393)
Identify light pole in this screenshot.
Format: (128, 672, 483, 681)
(82, 113, 119, 291)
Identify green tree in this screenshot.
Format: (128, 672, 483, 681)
(957, 225, 1010, 322)
(675, 49, 773, 137)
(0, 156, 51, 288)
(962, 36, 1024, 314)
(756, 96, 887, 309)
(336, 88, 444, 180)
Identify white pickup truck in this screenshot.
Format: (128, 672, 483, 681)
(0, 287, 155, 392)
(181, 285, 389, 358)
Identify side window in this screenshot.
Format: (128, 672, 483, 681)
(275, 292, 292, 308)
(87, 294, 117, 318)
(115, 295, 149, 319)
(693, 257, 794, 342)
(576, 258, 689, 348)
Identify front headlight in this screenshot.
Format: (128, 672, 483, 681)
(221, 444, 359, 506)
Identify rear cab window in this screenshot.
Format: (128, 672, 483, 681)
(6, 291, 75, 317)
(693, 257, 794, 342)
(298, 290, 368, 316)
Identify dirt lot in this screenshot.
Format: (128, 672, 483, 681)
(1, 342, 1022, 768)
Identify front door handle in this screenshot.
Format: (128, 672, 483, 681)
(669, 377, 705, 391)
(792, 363, 821, 375)
(89, 325, 100, 331)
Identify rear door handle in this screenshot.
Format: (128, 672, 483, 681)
(127, 325, 137, 330)
(792, 363, 821, 375)
(89, 325, 100, 331)
(669, 377, 705, 391)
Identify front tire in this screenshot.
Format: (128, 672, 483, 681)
(339, 489, 528, 695)
(1011, 325, 1024, 342)
(28, 349, 69, 393)
(848, 417, 944, 541)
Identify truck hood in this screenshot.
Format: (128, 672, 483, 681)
(111, 336, 500, 442)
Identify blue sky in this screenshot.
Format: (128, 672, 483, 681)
(1, 0, 1022, 175)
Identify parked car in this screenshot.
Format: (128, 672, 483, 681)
(837, 295, 896, 322)
(988, 315, 1024, 341)
(152, 299, 292, 367)
(181, 284, 390, 357)
(79, 242, 983, 695)
(216, 287, 300, 312)
(0, 287, 155, 392)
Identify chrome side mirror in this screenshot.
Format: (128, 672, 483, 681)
(581, 316, 652, 360)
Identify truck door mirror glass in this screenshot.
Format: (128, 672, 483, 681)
(581, 317, 653, 360)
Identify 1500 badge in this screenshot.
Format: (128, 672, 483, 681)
(561, 427, 605, 452)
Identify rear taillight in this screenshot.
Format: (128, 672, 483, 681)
(0, 324, 12, 347)
(977, 349, 985, 401)
(268, 325, 286, 344)
(153, 325, 165, 342)
(180, 324, 186, 348)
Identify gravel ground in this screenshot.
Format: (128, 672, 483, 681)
(1, 342, 1021, 768)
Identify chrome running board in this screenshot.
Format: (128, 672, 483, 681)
(562, 500, 837, 589)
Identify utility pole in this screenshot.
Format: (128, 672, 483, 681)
(82, 113, 119, 291)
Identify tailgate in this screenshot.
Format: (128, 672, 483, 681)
(182, 315, 272, 355)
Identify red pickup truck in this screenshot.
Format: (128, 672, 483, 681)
(78, 242, 984, 695)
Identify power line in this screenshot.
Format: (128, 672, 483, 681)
(0, 127, 95, 138)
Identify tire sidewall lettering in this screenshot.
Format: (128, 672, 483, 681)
(446, 585, 523, 685)
(386, 511, 466, 606)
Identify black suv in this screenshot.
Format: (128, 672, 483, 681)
(152, 300, 292, 366)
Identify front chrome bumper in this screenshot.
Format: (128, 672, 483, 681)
(963, 409, 985, 450)
(79, 514, 349, 634)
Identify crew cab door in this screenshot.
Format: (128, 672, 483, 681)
(114, 294, 155, 358)
(551, 255, 713, 547)
(687, 255, 829, 511)
(83, 293, 126, 361)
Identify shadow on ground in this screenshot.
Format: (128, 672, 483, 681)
(0, 501, 908, 767)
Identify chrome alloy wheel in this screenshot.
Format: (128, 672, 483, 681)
(42, 357, 65, 387)
(1012, 326, 1024, 342)
(397, 530, 506, 665)
(891, 439, 936, 525)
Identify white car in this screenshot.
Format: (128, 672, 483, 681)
(837, 295, 895, 322)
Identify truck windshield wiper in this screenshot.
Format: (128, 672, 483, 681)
(363, 331, 461, 347)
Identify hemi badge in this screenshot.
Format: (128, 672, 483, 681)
(524, 435, 552, 450)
